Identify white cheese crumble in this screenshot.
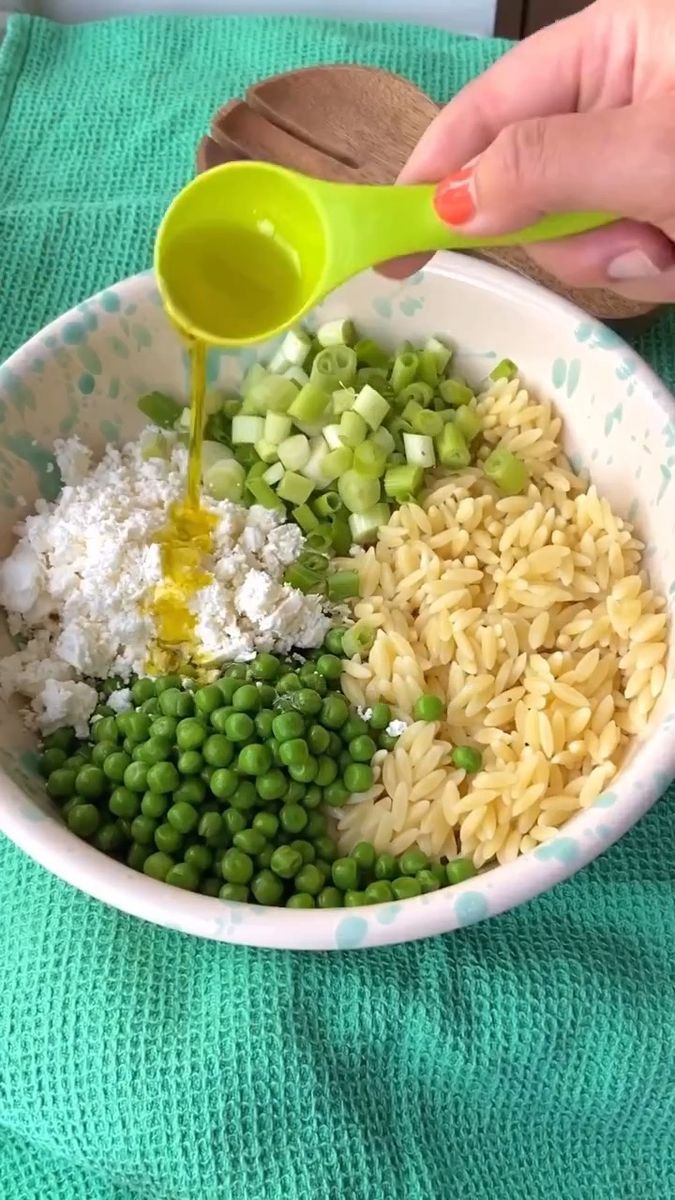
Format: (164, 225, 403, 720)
(0, 436, 331, 732)
(357, 706, 373, 721)
(386, 719, 408, 737)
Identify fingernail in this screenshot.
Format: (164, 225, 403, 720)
(434, 167, 476, 227)
(607, 250, 663, 281)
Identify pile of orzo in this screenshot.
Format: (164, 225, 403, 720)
(335, 372, 668, 869)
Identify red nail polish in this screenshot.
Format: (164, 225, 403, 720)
(434, 169, 476, 226)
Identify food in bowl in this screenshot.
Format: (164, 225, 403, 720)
(0, 312, 667, 911)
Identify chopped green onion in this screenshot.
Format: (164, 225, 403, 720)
(245, 374, 297, 414)
(490, 357, 518, 383)
(353, 440, 387, 477)
(280, 328, 312, 366)
(356, 367, 391, 393)
(233, 443, 259, 469)
(300, 438, 332, 484)
(455, 406, 482, 443)
(417, 349, 439, 388)
(316, 319, 355, 347)
(436, 423, 471, 469)
(321, 446, 353, 483)
(339, 410, 368, 448)
(327, 569, 360, 601)
(369, 425, 396, 456)
(425, 336, 452, 373)
(277, 471, 314, 506)
(353, 385, 389, 431)
(305, 526, 333, 555)
(401, 399, 423, 425)
(330, 518, 352, 555)
(403, 432, 435, 469)
(322, 424, 345, 451)
(253, 439, 279, 463)
(484, 446, 528, 495)
(137, 391, 182, 429)
(246, 477, 285, 511)
(288, 382, 330, 424)
(391, 352, 419, 394)
(201, 440, 234, 471)
(278, 434, 311, 472)
(242, 362, 267, 394)
(332, 387, 355, 415)
(264, 411, 292, 445)
(348, 504, 390, 545)
(439, 378, 474, 408)
(284, 563, 322, 593)
(411, 409, 443, 437)
(313, 491, 341, 518)
(354, 338, 389, 369)
(338, 469, 381, 514)
(397, 382, 434, 409)
(232, 414, 264, 444)
(383, 464, 423, 502)
(204, 408, 234, 444)
(311, 346, 357, 391)
(291, 503, 320, 533)
(204, 459, 246, 502)
(262, 461, 285, 486)
(342, 623, 375, 658)
(140, 430, 169, 461)
(298, 550, 329, 576)
(246, 460, 269, 483)
(283, 365, 310, 387)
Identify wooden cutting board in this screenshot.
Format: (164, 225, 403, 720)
(196, 65, 658, 335)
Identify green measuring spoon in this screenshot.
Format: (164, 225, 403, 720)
(154, 161, 614, 347)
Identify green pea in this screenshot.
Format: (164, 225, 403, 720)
(101, 677, 123, 698)
(413, 694, 444, 722)
(272, 711, 305, 742)
(256, 684, 276, 708)
(446, 858, 476, 885)
(327, 732, 342, 758)
(216, 676, 240, 704)
(47, 767, 76, 800)
(219, 883, 250, 902)
(167, 801, 199, 834)
(103, 751, 131, 783)
(276, 672, 301, 695)
(280, 804, 308, 835)
(174, 778, 207, 807)
(291, 688, 322, 717)
(221, 848, 254, 885)
(314, 756, 338, 788)
(341, 715, 369, 742)
(67, 803, 100, 838)
(203, 735, 235, 768)
(289, 839, 315, 864)
(64, 752, 90, 772)
(130, 815, 157, 845)
(145, 761, 179, 794)
(232, 828, 266, 857)
(343, 763, 373, 794)
(139, 698, 160, 716)
(149, 716, 177, 740)
(368, 702, 391, 731)
(323, 781, 349, 808)
(109, 786, 139, 820)
(249, 652, 281, 681)
(230, 781, 257, 812)
(91, 740, 118, 768)
(198, 811, 223, 841)
(251, 870, 285, 905)
(417, 869, 440, 894)
(252, 710, 273, 741)
(174, 718, 206, 751)
(351, 842, 376, 875)
(237, 744, 272, 777)
(177, 750, 203, 776)
(125, 713, 152, 743)
(298, 670, 327, 697)
(339, 750, 352, 775)
(365, 880, 394, 903)
(284, 781, 305, 805)
(154, 822, 183, 854)
(158, 688, 193, 718)
(294, 864, 324, 895)
(378, 732, 398, 751)
(305, 724, 328, 755)
(332, 857, 358, 892)
(92, 717, 119, 744)
(200, 876, 222, 897)
(75, 765, 106, 800)
(451, 745, 482, 774)
(303, 785, 323, 810)
(224, 712, 254, 742)
(131, 678, 156, 705)
(344, 890, 367, 907)
(208, 767, 237, 800)
(313, 835, 337, 863)
(320, 695, 350, 731)
(143, 851, 174, 881)
(288, 758, 317, 785)
(392, 876, 422, 900)
(127, 843, 149, 872)
(399, 848, 429, 876)
(349, 735, 377, 763)
(279, 738, 309, 768)
(255, 770, 287, 802)
(208, 706, 233, 733)
(43, 727, 75, 753)
(166, 862, 200, 891)
(232, 684, 260, 713)
(270, 845, 303, 879)
(256, 846, 274, 869)
(93, 821, 126, 854)
(223, 809, 247, 838)
(194, 684, 224, 715)
(304, 811, 326, 839)
(39, 747, 67, 777)
(141, 791, 169, 820)
(324, 628, 346, 656)
(430, 863, 447, 886)
(374, 853, 398, 881)
(287, 892, 315, 909)
(123, 761, 150, 793)
(317, 886, 343, 908)
(253, 812, 278, 840)
(316, 653, 342, 681)
(135, 736, 172, 767)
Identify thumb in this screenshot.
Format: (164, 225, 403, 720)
(434, 99, 675, 237)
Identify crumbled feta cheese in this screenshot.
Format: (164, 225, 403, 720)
(357, 706, 373, 721)
(107, 688, 133, 713)
(0, 437, 332, 731)
(36, 678, 98, 738)
(386, 719, 408, 737)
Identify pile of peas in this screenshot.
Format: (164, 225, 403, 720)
(39, 630, 477, 907)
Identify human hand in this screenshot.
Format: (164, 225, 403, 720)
(386, 0, 675, 303)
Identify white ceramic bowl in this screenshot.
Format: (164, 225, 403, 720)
(0, 256, 673, 950)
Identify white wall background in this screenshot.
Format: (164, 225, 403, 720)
(1, 0, 497, 37)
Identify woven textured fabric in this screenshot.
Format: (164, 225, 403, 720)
(1, 14, 675, 1200)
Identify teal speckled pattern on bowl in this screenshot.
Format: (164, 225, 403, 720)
(0, 255, 673, 951)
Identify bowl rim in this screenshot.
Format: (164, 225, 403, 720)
(0, 254, 673, 951)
